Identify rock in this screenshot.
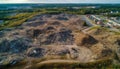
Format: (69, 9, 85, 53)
(42, 29, 74, 45)
(9, 58, 22, 65)
(51, 21, 62, 26)
(56, 49, 70, 55)
(0, 31, 4, 37)
(33, 29, 43, 38)
(12, 32, 19, 35)
(0, 38, 31, 53)
(25, 21, 46, 27)
(0, 55, 24, 66)
(74, 32, 98, 47)
(26, 29, 43, 38)
(56, 16, 68, 20)
(116, 39, 120, 46)
(0, 56, 7, 65)
(70, 48, 79, 59)
(45, 26, 55, 31)
(58, 30, 73, 42)
(101, 49, 112, 57)
(9, 38, 31, 53)
(81, 35, 98, 47)
(27, 47, 46, 58)
(0, 39, 10, 53)
(3, 28, 13, 31)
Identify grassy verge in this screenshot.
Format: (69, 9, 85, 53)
(0, 12, 40, 31)
(89, 26, 101, 30)
(110, 30, 120, 35)
(34, 58, 112, 69)
(2, 56, 115, 69)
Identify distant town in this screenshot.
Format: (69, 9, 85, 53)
(86, 14, 120, 32)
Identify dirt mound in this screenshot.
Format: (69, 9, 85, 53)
(116, 39, 120, 46)
(74, 32, 98, 47)
(0, 38, 31, 53)
(41, 29, 74, 45)
(27, 47, 46, 58)
(81, 35, 98, 47)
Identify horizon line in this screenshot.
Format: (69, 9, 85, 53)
(0, 3, 120, 4)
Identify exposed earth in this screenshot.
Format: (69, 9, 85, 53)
(0, 13, 120, 69)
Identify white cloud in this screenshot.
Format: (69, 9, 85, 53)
(0, 0, 29, 3)
(0, 0, 120, 3)
(8, 0, 28, 3)
(27, 0, 120, 3)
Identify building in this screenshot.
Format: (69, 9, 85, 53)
(87, 15, 104, 26)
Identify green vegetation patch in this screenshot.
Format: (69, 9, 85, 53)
(0, 12, 40, 30)
(34, 58, 112, 69)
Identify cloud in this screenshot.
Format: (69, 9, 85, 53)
(0, 0, 29, 3)
(26, 0, 120, 3)
(0, 0, 120, 3)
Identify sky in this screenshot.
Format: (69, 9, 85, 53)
(0, 0, 120, 3)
